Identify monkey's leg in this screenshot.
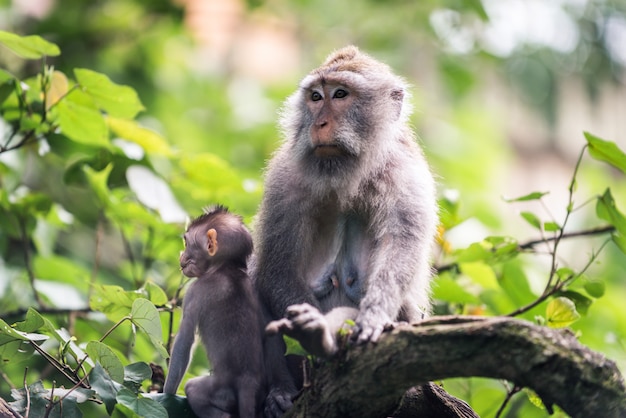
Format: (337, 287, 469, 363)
(185, 375, 235, 418)
(234, 375, 262, 418)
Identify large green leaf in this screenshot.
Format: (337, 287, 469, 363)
(108, 117, 172, 156)
(0, 30, 60, 59)
(57, 95, 109, 146)
(432, 273, 479, 304)
(86, 342, 125, 383)
(89, 363, 122, 415)
(0, 318, 48, 345)
(129, 299, 169, 358)
(75, 69, 144, 118)
(90, 284, 137, 322)
(10, 381, 87, 418)
(33, 255, 91, 288)
(116, 388, 168, 418)
(143, 393, 197, 418)
(13, 308, 45, 333)
(124, 362, 153, 385)
(597, 189, 626, 233)
(585, 132, 626, 175)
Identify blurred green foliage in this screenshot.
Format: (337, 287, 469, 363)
(0, 0, 625, 416)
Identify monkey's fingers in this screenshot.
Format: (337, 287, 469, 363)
(354, 324, 385, 344)
(285, 302, 318, 319)
(265, 318, 294, 335)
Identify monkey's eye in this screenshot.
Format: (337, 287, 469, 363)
(311, 91, 323, 101)
(333, 89, 348, 99)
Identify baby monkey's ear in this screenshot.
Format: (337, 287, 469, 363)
(207, 228, 218, 256)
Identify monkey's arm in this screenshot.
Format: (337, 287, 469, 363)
(254, 188, 319, 318)
(163, 314, 195, 394)
(357, 196, 436, 343)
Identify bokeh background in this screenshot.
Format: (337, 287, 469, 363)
(1, 0, 625, 416)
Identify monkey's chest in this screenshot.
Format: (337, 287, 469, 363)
(307, 215, 371, 312)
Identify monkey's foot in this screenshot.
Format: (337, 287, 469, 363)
(265, 303, 337, 357)
(264, 386, 294, 418)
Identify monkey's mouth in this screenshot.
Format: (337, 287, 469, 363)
(314, 144, 343, 158)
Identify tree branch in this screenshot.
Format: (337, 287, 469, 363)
(435, 225, 616, 274)
(286, 316, 626, 418)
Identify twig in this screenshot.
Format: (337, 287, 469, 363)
(494, 384, 521, 418)
(434, 225, 615, 274)
(18, 216, 45, 308)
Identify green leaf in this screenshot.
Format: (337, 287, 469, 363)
(45, 70, 69, 109)
(83, 163, 113, 207)
(0, 318, 48, 345)
(10, 382, 86, 418)
(129, 299, 168, 358)
(596, 189, 626, 236)
(86, 342, 125, 383)
(116, 388, 168, 418)
(90, 363, 122, 415)
(13, 308, 45, 333)
(546, 297, 580, 328)
(556, 290, 592, 316)
(34, 255, 90, 288)
(124, 362, 153, 385)
(503, 191, 549, 202)
(108, 117, 172, 156)
(143, 281, 169, 306)
(432, 273, 479, 304)
(143, 393, 197, 418)
(612, 233, 626, 255)
(583, 280, 605, 298)
(520, 211, 542, 229)
(0, 340, 34, 364)
(57, 96, 109, 146)
(499, 262, 537, 310)
(283, 335, 307, 356)
(585, 131, 626, 175)
(0, 30, 60, 59)
(75, 69, 144, 118)
(460, 262, 499, 290)
(90, 284, 136, 321)
(544, 221, 561, 232)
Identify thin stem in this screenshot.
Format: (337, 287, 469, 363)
(18, 216, 45, 308)
(23, 368, 30, 418)
(495, 384, 521, 418)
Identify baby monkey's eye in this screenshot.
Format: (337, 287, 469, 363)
(311, 91, 323, 101)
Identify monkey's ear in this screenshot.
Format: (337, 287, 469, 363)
(207, 228, 218, 256)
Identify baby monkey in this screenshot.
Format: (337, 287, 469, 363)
(163, 206, 265, 418)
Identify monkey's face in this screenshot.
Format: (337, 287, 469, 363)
(180, 226, 212, 278)
(306, 82, 358, 158)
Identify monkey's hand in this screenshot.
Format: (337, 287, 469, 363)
(353, 308, 394, 344)
(265, 303, 338, 358)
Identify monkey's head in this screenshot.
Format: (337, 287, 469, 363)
(280, 46, 410, 177)
(180, 205, 253, 278)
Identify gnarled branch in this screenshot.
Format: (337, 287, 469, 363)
(286, 316, 626, 418)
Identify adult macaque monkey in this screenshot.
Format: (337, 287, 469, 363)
(254, 46, 438, 414)
(164, 206, 265, 418)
